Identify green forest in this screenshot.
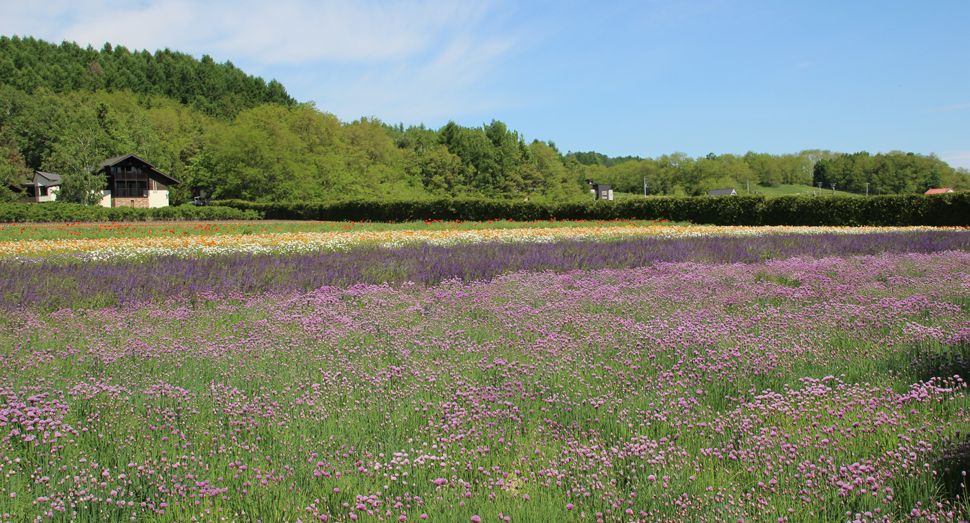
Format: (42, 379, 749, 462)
(0, 35, 966, 205)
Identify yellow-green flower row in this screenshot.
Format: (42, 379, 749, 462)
(0, 224, 960, 259)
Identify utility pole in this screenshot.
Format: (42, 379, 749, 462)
(818, 182, 823, 192)
(831, 183, 836, 195)
(865, 183, 869, 196)
(746, 180, 750, 195)
(643, 177, 647, 198)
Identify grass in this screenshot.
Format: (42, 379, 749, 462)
(754, 183, 861, 197)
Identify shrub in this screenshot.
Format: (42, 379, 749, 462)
(0, 202, 261, 223)
(209, 194, 970, 226)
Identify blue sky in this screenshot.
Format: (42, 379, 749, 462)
(3, 0, 968, 168)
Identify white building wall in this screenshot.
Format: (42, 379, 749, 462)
(36, 191, 55, 203)
(148, 189, 169, 208)
(99, 190, 112, 208)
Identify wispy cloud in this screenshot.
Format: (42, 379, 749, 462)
(942, 151, 970, 170)
(309, 29, 522, 123)
(922, 103, 970, 114)
(51, 0, 496, 64)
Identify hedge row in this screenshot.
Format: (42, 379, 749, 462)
(0, 202, 262, 223)
(210, 194, 970, 227)
(4, 195, 966, 226)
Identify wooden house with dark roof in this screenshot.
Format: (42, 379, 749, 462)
(98, 154, 179, 208)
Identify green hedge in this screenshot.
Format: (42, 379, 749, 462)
(6, 195, 963, 226)
(0, 202, 262, 223)
(210, 194, 970, 227)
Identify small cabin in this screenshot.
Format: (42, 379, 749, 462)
(586, 180, 614, 201)
(20, 171, 62, 203)
(708, 188, 737, 196)
(925, 188, 954, 195)
(98, 154, 179, 208)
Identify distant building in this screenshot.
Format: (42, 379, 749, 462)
(925, 188, 954, 195)
(707, 188, 737, 196)
(586, 180, 614, 201)
(98, 154, 179, 208)
(20, 171, 62, 203)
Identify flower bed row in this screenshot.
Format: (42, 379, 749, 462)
(0, 224, 964, 259)
(1, 230, 969, 311)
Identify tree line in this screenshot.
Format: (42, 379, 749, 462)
(571, 150, 967, 196)
(0, 36, 965, 204)
(812, 151, 960, 195)
(0, 35, 294, 118)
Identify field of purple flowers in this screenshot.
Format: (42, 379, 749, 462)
(2, 236, 970, 522)
(2, 230, 970, 311)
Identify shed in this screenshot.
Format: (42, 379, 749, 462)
(588, 183, 614, 201)
(707, 188, 737, 196)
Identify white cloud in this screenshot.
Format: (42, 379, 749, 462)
(58, 1, 198, 53)
(307, 29, 523, 123)
(922, 103, 970, 114)
(36, 0, 500, 65)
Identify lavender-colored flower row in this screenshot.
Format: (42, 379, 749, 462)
(3, 230, 970, 310)
(1, 251, 970, 521)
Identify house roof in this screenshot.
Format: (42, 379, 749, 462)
(925, 188, 954, 195)
(33, 171, 62, 186)
(100, 154, 180, 185)
(708, 188, 737, 196)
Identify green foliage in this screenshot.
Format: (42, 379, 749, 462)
(0, 35, 295, 118)
(529, 141, 585, 201)
(403, 144, 471, 197)
(211, 193, 970, 227)
(0, 201, 261, 223)
(56, 170, 106, 205)
(584, 150, 820, 196)
(813, 151, 964, 194)
(0, 128, 29, 202)
(570, 150, 642, 167)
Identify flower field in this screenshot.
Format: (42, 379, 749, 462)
(2, 223, 970, 523)
(0, 223, 963, 259)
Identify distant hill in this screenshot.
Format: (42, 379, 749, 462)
(0, 35, 294, 118)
